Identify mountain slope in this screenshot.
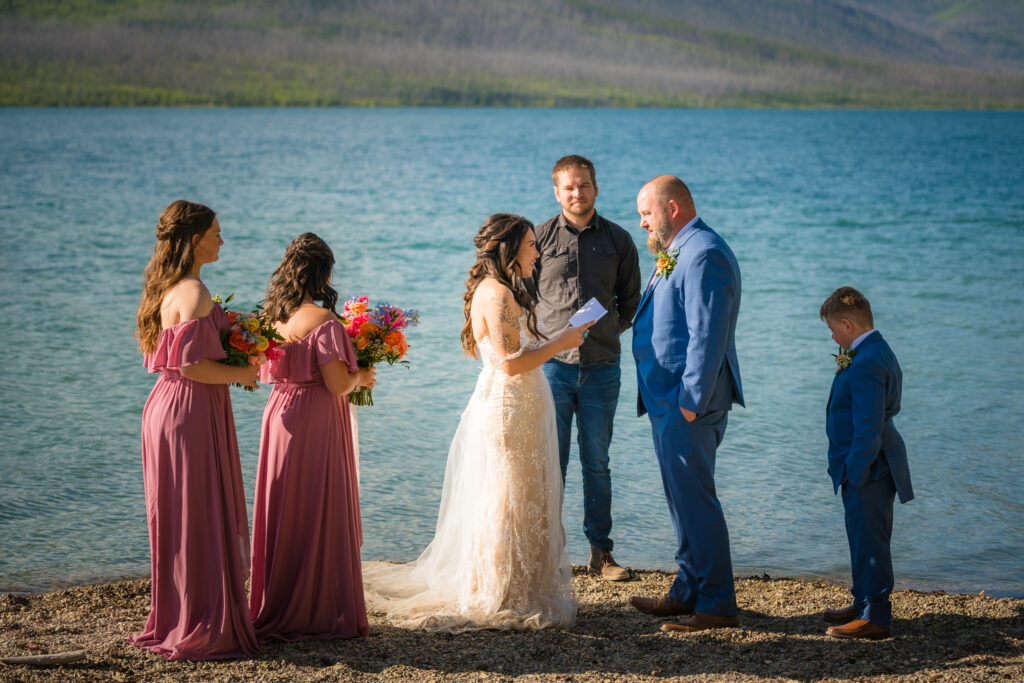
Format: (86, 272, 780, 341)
(1, 0, 1021, 107)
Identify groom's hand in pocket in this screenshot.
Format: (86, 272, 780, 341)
(680, 407, 697, 423)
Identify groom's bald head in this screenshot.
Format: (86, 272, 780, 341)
(637, 175, 697, 251)
(641, 175, 695, 216)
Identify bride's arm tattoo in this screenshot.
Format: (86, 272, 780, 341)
(501, 329, 522, 354)
(490, 289, 523, 354)
(499, 296, 519, 327)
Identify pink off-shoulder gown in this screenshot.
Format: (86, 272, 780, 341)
(249, 319, 368, 642)
(130, 304, 259, 660)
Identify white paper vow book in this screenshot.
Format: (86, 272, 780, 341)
(569, 297, 607, 327)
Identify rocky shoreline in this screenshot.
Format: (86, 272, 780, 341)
(2, 568, 1022, 681)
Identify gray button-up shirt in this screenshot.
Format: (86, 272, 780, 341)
(531, 212, 642, 365)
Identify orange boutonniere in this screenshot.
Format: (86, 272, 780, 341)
(655, 248, 679, 278)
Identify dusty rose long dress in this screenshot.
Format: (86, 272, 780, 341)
(249, 319, 368, 642)
(130, 304, 259, 660)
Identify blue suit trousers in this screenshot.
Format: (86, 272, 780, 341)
(842, 465, 896, 630)
(649, 407, 737, 617)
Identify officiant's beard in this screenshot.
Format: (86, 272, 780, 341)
(647, 217, 673, 253)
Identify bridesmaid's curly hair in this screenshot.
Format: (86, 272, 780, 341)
(136, 200, 217, 354)
(264, 233, 338, 324)
(461, 213, 544, 359)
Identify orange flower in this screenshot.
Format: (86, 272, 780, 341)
(384, 330, 404, 347)
(229, 332, 249, 352)
(656, 257, 670, 271)
(355, 334, 369, 350)
(359, 321, 378, 335)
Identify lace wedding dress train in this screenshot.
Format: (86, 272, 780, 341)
(362, 317, 576, 632)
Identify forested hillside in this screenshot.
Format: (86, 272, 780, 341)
(2, 0, 1022, 107)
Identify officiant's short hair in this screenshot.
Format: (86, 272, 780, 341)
(820, 286, 874, 327)
(552, 154, 596, 185)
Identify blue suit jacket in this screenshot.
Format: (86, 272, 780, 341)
(826, 331, 914, 503)
(632, 219, 743, 418)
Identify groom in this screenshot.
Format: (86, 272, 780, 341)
(629, 176, 744, 632)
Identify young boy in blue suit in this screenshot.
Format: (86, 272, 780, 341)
(820, 287, 914, 640)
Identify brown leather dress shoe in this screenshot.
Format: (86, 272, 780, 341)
(823, 604, 859, 624)
(629, 594, 694, 617)
(589, 547, 632, 581)
(660, 612, 739, 633)
(826, 618, 889, 640)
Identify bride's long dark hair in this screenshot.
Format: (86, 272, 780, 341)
(461, 213, 544, 359)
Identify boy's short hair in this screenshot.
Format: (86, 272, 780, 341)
(552, 154, 596, 185)
(820, 286, 874, 327)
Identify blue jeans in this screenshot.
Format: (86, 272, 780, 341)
(543, 357, 621, 550)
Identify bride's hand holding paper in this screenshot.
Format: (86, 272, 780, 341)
(557, 319, 596, 350)
(568, 296, 608, 328)
(557, 296, 605, 349)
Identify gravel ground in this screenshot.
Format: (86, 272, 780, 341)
(1, 568, 1021, 682)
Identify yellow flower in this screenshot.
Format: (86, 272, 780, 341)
(256, 336, 269, 352)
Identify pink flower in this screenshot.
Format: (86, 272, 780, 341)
(389, 309, 406, 329)
(344, 295, 369, 316)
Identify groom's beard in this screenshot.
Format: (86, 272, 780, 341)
(647, 216, 673, 253)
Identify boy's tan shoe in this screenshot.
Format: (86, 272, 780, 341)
(589, 546, 631, 581)
(660, 612, 739, 633)
(823, 604, 859, 623)
(629, 594, 694, 616)
(826, 618, 889, 640)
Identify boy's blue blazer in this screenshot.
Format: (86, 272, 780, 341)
(826, 331, 913, 503)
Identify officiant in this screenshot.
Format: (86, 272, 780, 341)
(530, 154, 641, 581)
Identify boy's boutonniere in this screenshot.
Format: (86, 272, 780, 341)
(655, 248, 679, 278)
(833, 347, 857, 375)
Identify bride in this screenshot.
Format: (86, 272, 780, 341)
(363, 213, 592, 632)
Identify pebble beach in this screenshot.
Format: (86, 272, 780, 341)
(2, 568, 1021, 682)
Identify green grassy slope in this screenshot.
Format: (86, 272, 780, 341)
(1, 0, 1021, 107)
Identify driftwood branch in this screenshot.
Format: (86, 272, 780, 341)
(0, 650, 86, 666)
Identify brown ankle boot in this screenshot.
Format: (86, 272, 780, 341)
(589, 546, 631, 581)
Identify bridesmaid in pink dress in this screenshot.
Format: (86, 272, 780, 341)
(131, 200, 260, 660)
(250, 233, 375, 642)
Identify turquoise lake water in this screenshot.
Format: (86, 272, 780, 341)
(0, 109, 1021, 597)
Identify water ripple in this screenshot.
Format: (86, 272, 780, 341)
(0, 109, 1022, 596)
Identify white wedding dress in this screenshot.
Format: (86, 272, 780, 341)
(362, 315, 576, 632)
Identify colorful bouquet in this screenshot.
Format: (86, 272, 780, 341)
(339, 295, 420, 406)
(213, 294, 285, 391)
